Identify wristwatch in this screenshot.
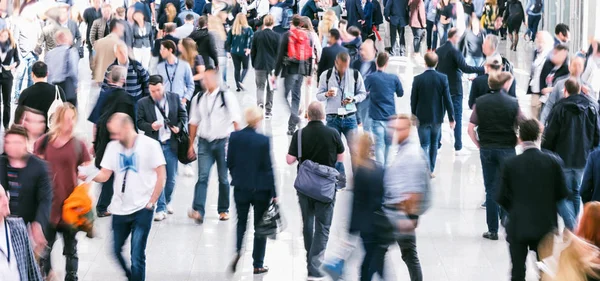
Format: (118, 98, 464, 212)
(145, 202, 156, 210)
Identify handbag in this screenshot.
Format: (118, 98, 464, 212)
(255, 202, 285, 239)
(293, 128, 339, 203)
(47, 85, 64, 128)
(153, 96, 197, 164)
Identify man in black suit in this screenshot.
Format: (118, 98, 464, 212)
(251, 15, 280, 119)
(468, 54, 517, 109)
(136, 75, 188, 221)
(227, 106, 276, 275)
(317, 29, 347, 81)
(497, 118, 569, 281)
(384, 0, 408, 56)
(435, 28, 484, 154)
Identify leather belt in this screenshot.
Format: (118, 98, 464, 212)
(327, 112, 356, 119)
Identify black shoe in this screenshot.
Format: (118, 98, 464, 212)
(287, 129, 295, 136)
(236, 88, 241, 92)
(229, 254, 241, 273)
(97, 211, 112, 218)
(482, 232, 498, 240)
(265, 112, 272, 119)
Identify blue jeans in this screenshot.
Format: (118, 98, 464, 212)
(96, 175, 114, 213)
(558, 168, 584, 230)
(417, 123, 442, 172)
(326, 114, 357, 154)
(157, 142, 178, 213)
(15, 52, 37, 99)
(112, 208, 154, 281)
(526, 14, 542, 41)
(298, 192, 335, 278)
(357, 100, 372, 132)
(372, 120, 392, 165)
(451, 95, 463, 151)
(480, 147, 516, 233)
(284, 74, 304, 131)
(193, 138, 230, 217)
(234, 188, 271, 268)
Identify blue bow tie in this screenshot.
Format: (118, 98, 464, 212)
(119, 153, 138, 173)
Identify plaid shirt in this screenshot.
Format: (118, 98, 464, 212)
(103, 59, 150, 97)
(6, 218, 42, 281)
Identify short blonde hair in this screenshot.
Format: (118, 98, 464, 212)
(245, 106, 263, 128)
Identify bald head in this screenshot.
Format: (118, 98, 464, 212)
(307, 101, 324, 121)
(360, 39, 376, 61)
(569, 56, 585, 77)
(109, 112, 133, 127)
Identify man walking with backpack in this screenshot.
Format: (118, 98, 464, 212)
(274, 15, 315, 135)
(104, 43, 151, 111)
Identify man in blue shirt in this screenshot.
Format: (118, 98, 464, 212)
(411, 53, 455, 175)
(365, 52, 404, 164)
(157, 40, 195, 105)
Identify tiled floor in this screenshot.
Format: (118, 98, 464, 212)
(42, 34, 546, 281)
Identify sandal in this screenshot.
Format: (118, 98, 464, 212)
(253, 267, 269, 275)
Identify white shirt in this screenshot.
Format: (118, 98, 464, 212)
(189, 87, 241, 141)
(0, 221, 20, 281)
(154, 97, 171, 142)
(529, 49, 551, 93)
(248, 0, 270, 17)
(101, 135, 166, 215)
(174, 23, 195, 39)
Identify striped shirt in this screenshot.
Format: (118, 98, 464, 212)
(103, 59, 150, 97)
(7, 167, 20, 216)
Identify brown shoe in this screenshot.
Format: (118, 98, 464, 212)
(219, 212, 230, 221)
(188, 209, 203, 224)
(253, 267, 269, 275)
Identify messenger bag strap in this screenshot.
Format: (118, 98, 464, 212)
(297, 128, 302, 160)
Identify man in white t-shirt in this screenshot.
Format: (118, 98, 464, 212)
(81, 113, 166, 281)
(187, 68, 241, 223)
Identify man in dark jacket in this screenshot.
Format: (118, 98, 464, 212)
(227, 106, 276, 275)
(468, 72, 522, 241)
(412, 52, 455, 174)
(152, 23, 180, 63)
(136, 75, 188, 221)
(318, 29, 347, 80)
(88, 66, 136, 217)
(251, 15, 280, 119)
(542, 77, 600, 230)
(189, 16, 219, 68)
(436, 28, 484, 153)
(539, 44, 570, 99)
(0, 125, 52, 255)
(301, 0, 323, 27)
(497, 118, 569, 281)
(384, 0, 408, 56)
(581, 148, 600, 204)
(469, 54, 517, 109)
(274, 16, 313, 135)
(346, 0, 365, 28)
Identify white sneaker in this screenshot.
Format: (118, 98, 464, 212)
(455, 149, 471, 156)
(154, 211, 167, 221)
(183, 165, 194, 177)
(167, 204, 174, 214)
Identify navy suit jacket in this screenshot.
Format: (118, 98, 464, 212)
(227, 127, 276, 197)
(136, 93, 188, 154)
(468, 74, 517, 109)
(435, 41, 484, 96)
(384, 0, 409, 27)
(317, 44, 348, 80)
(346, 0, 365, 28)
(411, 69, 455, 124)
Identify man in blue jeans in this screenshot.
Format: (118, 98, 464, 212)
(187, 69, 241, 223)
(365, 52, 404, 164)
(136, 75, 188, 221)
(84, 113, 166, 281)
(316, 52, 367, 167)
(411, 52, 455, 175)
(468, 72, 522, 240)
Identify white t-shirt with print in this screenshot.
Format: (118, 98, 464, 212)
(101, 135, 166, 215)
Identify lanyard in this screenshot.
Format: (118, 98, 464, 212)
(4, 220, 9, 263)
(164, 61, 179, 93)
(336, 72, 346, 106)
(155, 99, 169, 129)
(205, 92, 221, 132)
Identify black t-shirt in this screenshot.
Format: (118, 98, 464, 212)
(17, 82, 67, 122)
(288, 121, 345, 168)
(463, 2, 474, 16)
(441, 4, 455, 19)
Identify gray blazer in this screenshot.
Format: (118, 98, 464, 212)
(132, 22, 153, 49)
(136, 92, 188, 153)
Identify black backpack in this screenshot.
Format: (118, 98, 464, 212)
(531, 0, 542, 13)
(325, 68, 360, 93)
(508, 1, 523, 18)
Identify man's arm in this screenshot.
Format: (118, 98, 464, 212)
(148, 165, 166, 205)
(316, 71, 329, 101)
(468, 77, 479, 109)
(455, 50, 484, 74)
(540, 86, 561, 124)
(352, 73, 368, 102)
(580, 154, 595, 204)
(177, 96, 188, 129)
(136, 101, 154, 133)
(442, 76, 455, 122)
(395, 76, 404, 97)
(274, 35, 288, 77)
(496, 163, 511, 210)
(139, 64, 151, 96)
(208, 34, 219, 68)
(183, 65, 195, 101)
(468, 122, 479, 148)
(410, 78, 418, 115)
(356, 0, 365, 18)
(92, 168, 114, 183)
(35, 164, 53, 231)
(263, 138, 277, 198)
(541, 113, 560, 151)
(90, 21, 99, 47)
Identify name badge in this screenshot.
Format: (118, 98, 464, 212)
(337, 107, 347, 115)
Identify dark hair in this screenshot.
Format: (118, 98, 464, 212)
(329, 28, 341, 41)
(564, 77, 581, 96)
(197, 15, 207, 28)
(161, 40, 177, 54)
(518, 119, 541, 142)
(376, 52, 389, 67)
(555, 44, 570, 52)
(336, 52, 350, 63)
(149, 75, 163, 85)
(555, 23, 570, 37)
(185, 0, 194, 9)
(185, 14, 195, 21)
(448, 28, 458, 40)
(424, 52, 438, 67)
(32, 61, 48, 78)
(347, 26, 361, 37)
(292, 15, 302, 27)
(488, 72, 513, 90)
(109, 19, 122, 32)
(5, 125, 28, 140)
(332, 0, 339, 6)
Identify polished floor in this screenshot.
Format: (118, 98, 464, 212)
(41, 32, 546, 281)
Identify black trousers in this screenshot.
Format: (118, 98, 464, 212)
(231, 53, 249, 89)
(41, 224, 79, 281)
(508, 238, 541, 281)
(0, 77, 12, 129)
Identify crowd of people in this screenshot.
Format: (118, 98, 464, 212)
(0, 0, 599, 280)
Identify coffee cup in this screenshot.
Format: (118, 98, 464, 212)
(330, 87, 338, 96)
